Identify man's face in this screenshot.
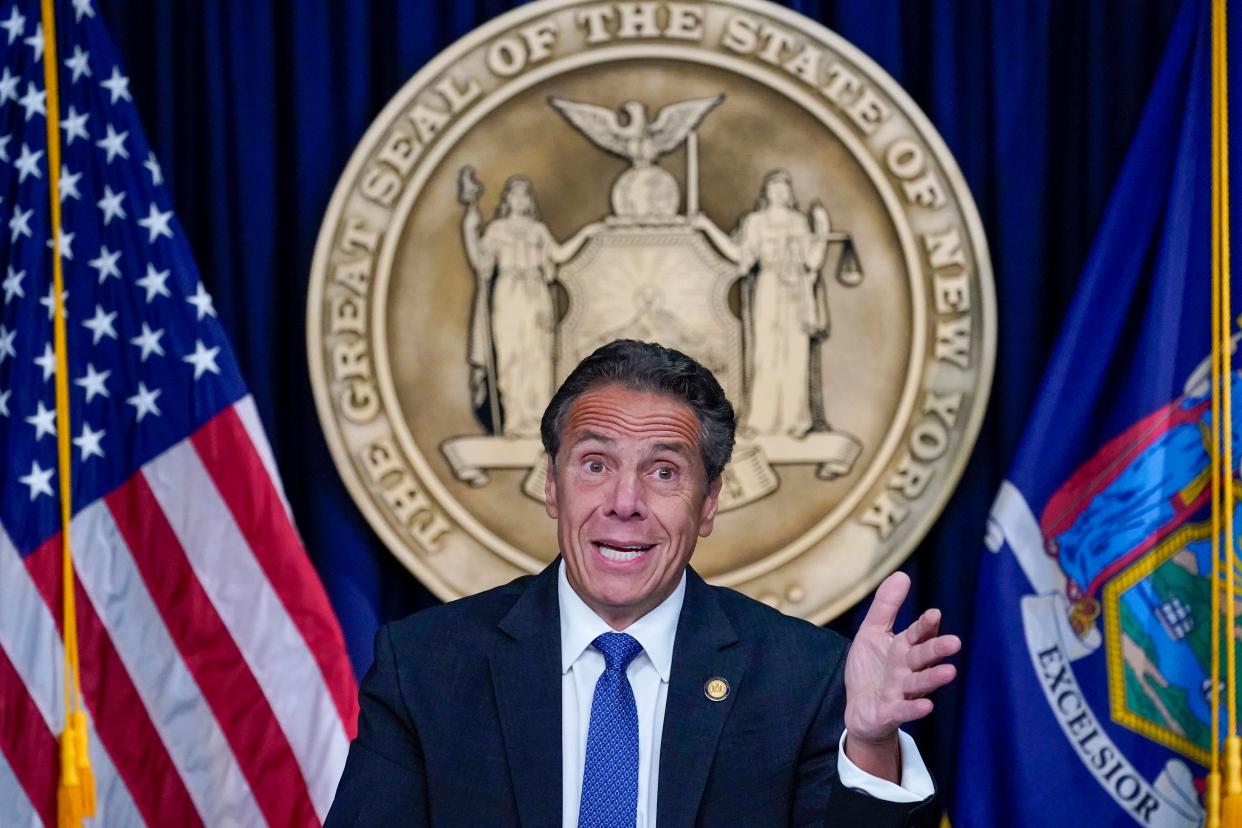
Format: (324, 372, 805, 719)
(545, 384, 722, 629)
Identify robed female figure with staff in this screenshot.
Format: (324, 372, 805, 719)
(459, 169, 600, 437)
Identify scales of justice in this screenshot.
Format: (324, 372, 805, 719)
(441, 93, 866, 511)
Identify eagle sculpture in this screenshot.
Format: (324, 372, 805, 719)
(548, 95, 723, 219)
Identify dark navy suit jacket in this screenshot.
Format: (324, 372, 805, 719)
(326, 561, 938, 827)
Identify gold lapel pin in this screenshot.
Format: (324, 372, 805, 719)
(704, 677, 730, 702)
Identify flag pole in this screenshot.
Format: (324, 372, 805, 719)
(1215, 0, 1241, 824)
(38, 0, 96, 824)
(1211, 0, 1228, 822)
(1210, 0, 1225, 802)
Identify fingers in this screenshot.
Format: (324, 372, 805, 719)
(891, 698, 934, 725)
(898, 607, 941, 647)
(906, 633, 962, 672)
(851, 681, 947, 737)
(860, 571, 911, 632)
(903, 663, 957, 699)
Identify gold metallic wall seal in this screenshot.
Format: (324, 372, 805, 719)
(307, 0, 996, 622)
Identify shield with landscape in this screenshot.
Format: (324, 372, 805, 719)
(555, 223, 743, 406)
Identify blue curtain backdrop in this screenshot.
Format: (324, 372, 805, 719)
(93, 0, 1180, 804)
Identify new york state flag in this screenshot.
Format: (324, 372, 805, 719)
(955, 1, 1242, 826)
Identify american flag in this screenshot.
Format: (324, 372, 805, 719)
(0, 1, 358, 825)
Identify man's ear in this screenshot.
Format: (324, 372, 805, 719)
(698, 475, 723, 538)
(544, 458, 559, 519)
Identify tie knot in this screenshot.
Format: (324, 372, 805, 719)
(592, 632, 643, 672)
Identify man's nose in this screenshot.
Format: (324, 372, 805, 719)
(604, 469, 646, 519)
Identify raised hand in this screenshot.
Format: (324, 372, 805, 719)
(810, 200, 830, 235)
(842, 572, 960, 781)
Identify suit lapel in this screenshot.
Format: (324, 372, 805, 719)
(657, 570, 747, 826)
(490, 562, 563, 828)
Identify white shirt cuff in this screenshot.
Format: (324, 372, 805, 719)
(836, 729, 934, 803)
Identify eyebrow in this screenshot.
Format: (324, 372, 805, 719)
(649, 441, 694, 461)
(568, 430, 615, 450)
(566, 434, 694, 460)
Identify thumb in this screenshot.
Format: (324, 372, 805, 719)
(859, 571, 910, 633)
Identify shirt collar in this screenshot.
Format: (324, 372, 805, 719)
(557, 560, 685, 682)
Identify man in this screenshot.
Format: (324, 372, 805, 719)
(327, 340, 957, 827)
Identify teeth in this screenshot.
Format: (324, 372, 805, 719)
(596, 543, 651, 562)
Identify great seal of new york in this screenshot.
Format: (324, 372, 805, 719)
(307, 0, 996, 622)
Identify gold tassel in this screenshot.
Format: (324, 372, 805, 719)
(1224, 737, 1242, 826)
(1210, 770, 1222, 828)
(57, 724, 82, 828)
(73, 710, 95, 817)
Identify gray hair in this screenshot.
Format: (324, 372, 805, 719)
(540, 340, 736, 484)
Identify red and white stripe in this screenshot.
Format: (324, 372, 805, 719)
(0, 398, 358, 826)
(0, 747, 39, 828)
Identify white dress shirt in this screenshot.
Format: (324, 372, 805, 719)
(557, 562, 934, 827)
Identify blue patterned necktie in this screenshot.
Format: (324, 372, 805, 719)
(578, 632, 645, 828)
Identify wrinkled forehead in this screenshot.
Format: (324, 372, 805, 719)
(560, 385, 702, 456)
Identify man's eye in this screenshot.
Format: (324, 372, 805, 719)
(654, 466, 676, 481)
(585, 460, 605, 473)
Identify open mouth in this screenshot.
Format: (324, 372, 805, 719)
(593, 541, 655, 563)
